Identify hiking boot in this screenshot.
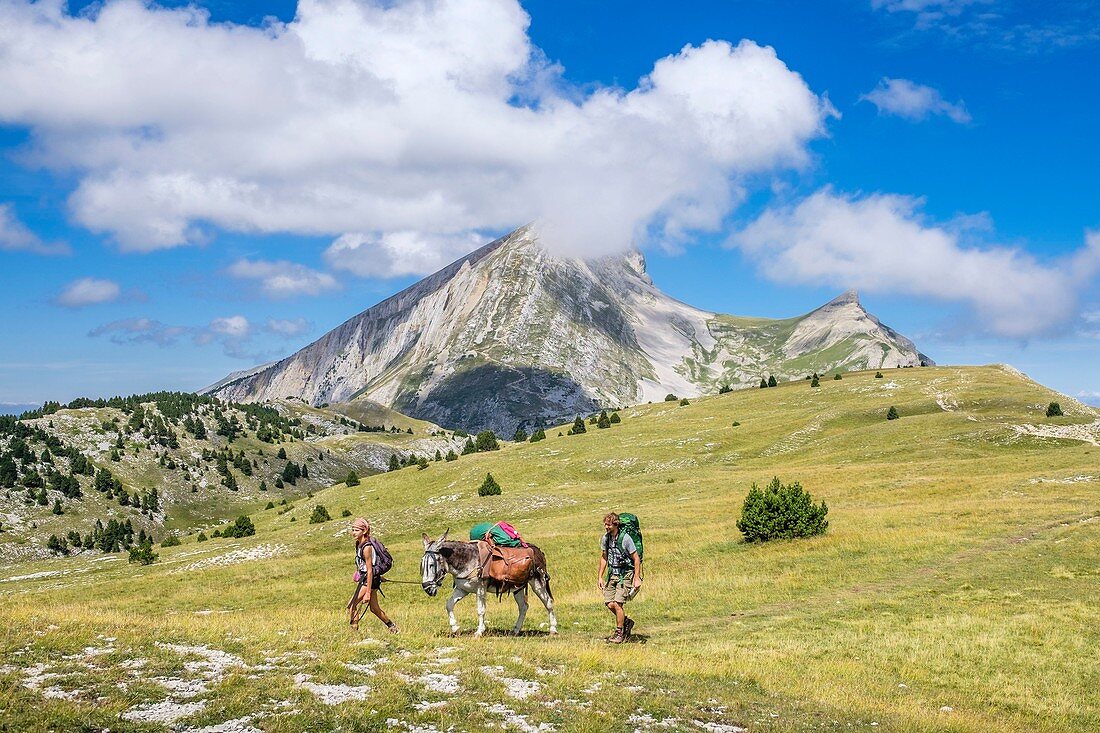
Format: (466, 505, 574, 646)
(623, 617, 635, 638)
(607, 627, 624, 644)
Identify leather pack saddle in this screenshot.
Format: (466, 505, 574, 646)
(475, 540, 534, 590)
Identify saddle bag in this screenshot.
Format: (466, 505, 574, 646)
(477, 541, 534, 589)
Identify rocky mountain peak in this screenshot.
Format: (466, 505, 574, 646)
(205, 227, 931, 433)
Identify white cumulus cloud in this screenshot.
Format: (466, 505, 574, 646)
(55, 277, 122, 307)
(0, 0, 832, 262)
(0, 203, 68, 255)
(226, 258, 339, 298)
(860, 78, 971, 123)
(324, 230, 487, 278)
(732, 190, 1100, 338)
(266, 318, 311, 337)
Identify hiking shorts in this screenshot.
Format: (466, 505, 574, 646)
(603, 570, 635, 605)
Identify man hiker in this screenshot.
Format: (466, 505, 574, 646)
(348, 518, 399, 634)
(598, 512, 642, 643)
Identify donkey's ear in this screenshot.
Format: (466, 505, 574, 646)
(438, 528, 450, 543)
(422, 532, 431, 548)
(438, 546, 454, 558)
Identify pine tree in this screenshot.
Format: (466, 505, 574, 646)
(417, 456, 429, 470)
(51, 498, 63, 515)
(834, 373, 842, 380)
(609, 412, 621, 424)
(513, 427, 528, 442)
(719, 384, 732, 394)
(597, 410, 611, 429)
(768, 376, 777, 388)
(760, 377, 768, 389)
(388, 453, 400, 471)
(434, 450, 442, 461)
(478, 472, 502, 497)
(569, 416, 586, 435)
(875, 372, 884, 379)
(345, 470, 360, 487)
(811, 375, 820, 387)
(309, 505, 332, 524)
(445, 449, 458, 461)
(461, 437, 477, 455)
(1046, 402, 1063, 417)
(886, 406, 900, 420)
(277, 447, 287, 459)
(664, 393, 678, 402)
(475, 430, 500, 452)
(529, 427, 546, 442)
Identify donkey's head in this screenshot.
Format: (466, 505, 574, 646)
(420, 529, 451, 596)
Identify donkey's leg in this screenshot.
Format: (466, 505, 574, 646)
(529, 576, 558, 635)
(446, 587, 467, 634)
(512, 587, 529, 636)
(474, 585, 487, 637)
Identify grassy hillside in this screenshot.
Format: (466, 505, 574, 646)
(1, 366, 1097, 732)
(0, 395, 464, 563)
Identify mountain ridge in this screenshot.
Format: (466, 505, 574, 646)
(205, 226, 933, 432)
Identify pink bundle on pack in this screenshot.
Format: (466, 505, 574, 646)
(496, 521, 528, 547)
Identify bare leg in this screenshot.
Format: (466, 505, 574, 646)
(512, 588, 529, 636)
(529, 577, 557, 634)
(368, 588, 396, 631)
(474, 586, 487, 637)
(607, 601, 625, 628)
(349, 585, 370, 630)
(446, 587, 467, 634)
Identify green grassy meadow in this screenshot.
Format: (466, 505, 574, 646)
(1, 366, 1097, 732)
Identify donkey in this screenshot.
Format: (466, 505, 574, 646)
(421, 530, 557, 636)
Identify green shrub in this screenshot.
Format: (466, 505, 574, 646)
(887, 406, 900, 420)
(197, 532, 208, 543)
(445, 449, 458, 461)
(529, 428, 546, 443)
(731, 421, 741, 427)
(417, 456, 429, 470)
(128, 540, 158, 566)
(609, 412, 621, 424)
(875, 372, 884, 379)
(719, 384, 732, 394)
(834, 373, 842, 380)
(478, 472, 502, 497)
(344, 470, 360, 487)
(568, 416, 586, 435)
(475, 430, 500, 452)
(679, 398, 690, 406)
(810, 375, 820, 387)
(513, 427, 528, 442)
(664, 393, 678, 402)
(265, 501, 275, 510)
(597, 410, 611, 429)
(737, 477, 828, 542)
(1046, 402, 1063, 417)
(160, 535, 181, 548)
(309, 505, 332, 524)
(341, 508, 352, 517)
(223, 516, 256, 538)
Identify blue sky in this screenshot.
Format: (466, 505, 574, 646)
(1, 0, 1098, 411)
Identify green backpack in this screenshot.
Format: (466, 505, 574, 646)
(617, 513, 643, 561)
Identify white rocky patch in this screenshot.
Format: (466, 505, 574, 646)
(175, 544, 288, 572)
(121, 700, 207, 724)
(483, 702, 556, 732)
(1, 570, 61, 583)
(416, 672, 460, 694)
(294, 673, 370, 705)
(180, 716, 263, 733)
(480, 665, 539, 700)
(693, 722, 746, 733)
(1011, 420, 1100, 446)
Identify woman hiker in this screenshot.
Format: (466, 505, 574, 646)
(597, 512, 642, 643)
(348, 518, 399, 634)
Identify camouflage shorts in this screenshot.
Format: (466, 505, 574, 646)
(603, 570, 636, 605)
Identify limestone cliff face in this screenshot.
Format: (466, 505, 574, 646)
(204, 226, 931, 433)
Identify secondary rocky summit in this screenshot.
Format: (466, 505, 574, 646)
(205, 226, 931, 433)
